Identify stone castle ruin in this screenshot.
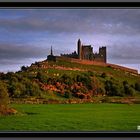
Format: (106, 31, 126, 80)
(41, 39, 138, 75)
(61, 39, 107, 63)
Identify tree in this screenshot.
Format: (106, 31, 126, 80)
(76, 74, 92, 90)
(105, 80, 113, 95)
(123, 81, 134, 96)
(21, 65, 28, 71)
(87, 71, 94, 77)
(101, 72, 107, 78)
(25, 81, 41, 97)
(105, 80, 124, 96)
(2, 72, 15, 81)
(0, 81, 10, 114)
(135, 82, 140, 91)
(9, 82, 26, 98)
(60, 74, 73, 85)
(64, 90, 72, 98)
(0, 81, 18, 115)
(36, 71, 47, 83)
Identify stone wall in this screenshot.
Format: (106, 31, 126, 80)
(56, 56, 138, 75)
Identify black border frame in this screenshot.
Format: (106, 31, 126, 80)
(0, 2, 140, 8)
(0, 132, 140, 137)
(0, 1, 140, 137)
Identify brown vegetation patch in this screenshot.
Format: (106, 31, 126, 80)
(0, 105, 17, 116)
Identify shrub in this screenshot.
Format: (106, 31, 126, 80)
(123, 81, 134, 96)
(25, 82, 42, 97)
(97, 87, 105, 95)
(105, 80, 124, 96)
(101, 72, 107, 78)
(8, 76, 42, 98)
(0, 81, 9, 112)
(101, 96, 111, 103)
(47, 77, 57, 85)
(21, 65, 28, 71)
(2, 72, 15, 81)
(87, 71, 94, 77)
(79, 93, 86, 99)
(80, 86, 88, 94)
(36, 71, 47, 83)
(64, 90, 72, 98)
(124, 85, 134, 96)
(76, 74, 92, 90)
(9, 82, 26, 98)
(105, 80, 112, 95)
(60, 74, 73, 85)
(135, 82, 140, 91)
(111, 84, 124, 97)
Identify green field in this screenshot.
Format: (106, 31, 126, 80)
(0, 103, 140, 131)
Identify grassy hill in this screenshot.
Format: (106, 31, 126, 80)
(1, 56, 140, 104)
(1, 57, 140, 130)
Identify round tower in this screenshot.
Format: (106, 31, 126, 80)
(50, 46, 53, 56)
(77, 39, 82, 59)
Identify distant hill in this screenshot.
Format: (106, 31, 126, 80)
(1, 56, 140, 104)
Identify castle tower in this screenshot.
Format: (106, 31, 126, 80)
(77, 39, 82, 59)
(99, 46, 106, 63)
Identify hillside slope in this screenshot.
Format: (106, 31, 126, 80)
(1, 57, 140, 104)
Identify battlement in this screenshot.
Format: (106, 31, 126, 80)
(61, 39, 107, 63)
(77, 39, 106, 63)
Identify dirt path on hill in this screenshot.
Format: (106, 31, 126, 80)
(52, 66, 86, 71)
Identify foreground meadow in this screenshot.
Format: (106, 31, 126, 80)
(0, 103, 140, 131)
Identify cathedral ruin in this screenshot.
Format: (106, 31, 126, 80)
(61, 39, 107, 63)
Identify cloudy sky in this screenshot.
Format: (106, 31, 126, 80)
(0, 9, 140, 73)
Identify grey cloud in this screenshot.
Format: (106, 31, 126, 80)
(0, 9, 140, 71)
(0, 9, 140, 35)
(0, 43, 49, 60)
(108, 43, 140, 63)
